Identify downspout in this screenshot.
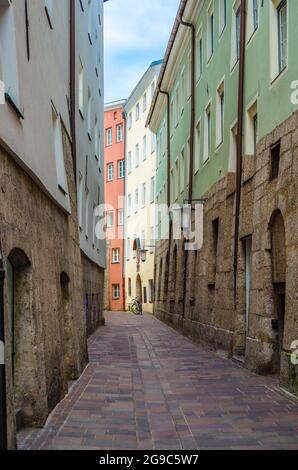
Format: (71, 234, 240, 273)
(0, 243, 7, 450)
(178, 14, 196, 318)
(234, 0, 247, 303)
(70, 0, 77, 186)
(122, 110, 127, 312)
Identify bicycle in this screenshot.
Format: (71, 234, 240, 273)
(131, 297, 143, 315)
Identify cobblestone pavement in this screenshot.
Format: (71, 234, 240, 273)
(18, 312, 298, 450)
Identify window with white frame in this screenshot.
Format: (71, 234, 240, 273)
(127, 194, 132, 216)
(106, 127, 112, 146)
(180, 147, 185, 193)
(207, 5, 214, 61)
(196, 31, 203, 80)
(175, 85, 180, 127)
(135, 143, 140, 167)
(128, 112, 132, 129)
(52, 108, 68, 194)
(107, 211, 114, 227)
(143, 135, 147, 160)
(87, 88, 92, 137)
(253, 0, 259, 32)
(85, 191, 90, 237)
(112, 248, 120, 263)
(107, 163, 114, 181)
(78, 59, 84, 114)
(136, 102, 140, 121)
(181, 68, 186, 113)
(151, 132, 156, 153)
(216, 81, 225, 148)
(231, 1, 241, 68)
(277, 0, 287, 73)
(236, 6, 241, 62)
(186, 51, 192, 100)
(94, 116, 99, 157)
(204, 104, 212, 163)
(230, 122, 238, 172)
(142, 183, 146, 208)
(219, 0, 227, 36)
(117, 123, 123, 142)
(174, 159, 179, 200)
(78, 176, 84, 228)
(150, 176, 155, 203)
(118, 209, 124, 226)
(143, 92, 147, 112)
(195, 120, 201, 173)
(112, 284, 120, 299)
(134, 189, 139, 213)
(118, 160, 125, 178)
(245, 100, 258, 156)
(127, 151, 132, 173)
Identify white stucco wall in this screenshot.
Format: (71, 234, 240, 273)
(124, 62, 162, 313)
(75, 0, 106, 269)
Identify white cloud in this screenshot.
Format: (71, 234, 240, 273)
(104, 0, 180, 102)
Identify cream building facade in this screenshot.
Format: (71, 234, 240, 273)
(124, 61, 162, 314)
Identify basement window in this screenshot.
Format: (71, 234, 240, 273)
(270, 141, 281, 181)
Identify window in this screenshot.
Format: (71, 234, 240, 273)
(127, 151, 132, 173)
(207, 8, 214, 60)
(236, 6, 241, 62)
(117, 124, 123, 143)
(106, 127, 112, 146)
(45, 0, 53, 28)
(186, 52, 192, 100)
(148, 280, 154, 303)
(94, 116, 99, 157)
(195, 120, 201, 173)
(174, 159, 179, 200)
(134, 189, 139, 213)
(143, 136, 147, 160)
(175, 85, 180, 127)
(84, 191, 89, 238)
(143, 93, 147, 112)
(127, 239, 131, 261)
(151, 132, 156, 153)
(211, 218, 220, 282)
(128, 112, 132, 129)
(216, 82, 225, 148)
(181, 68, 186, 112)
(118, 209, 124, 226)
(135, 143, 140, 167)
(112, 284, 120, 300)
(136, 103, 140, 121)
(278, 0, 287, 73)
(118, 160, 125, 178)
(246, 100, 258, 156)
(142, 183, 146, 208)
(219, 0, 227, 35)
(253, 0, 259, 31)
(143, 286, 148, 304)
(270, 141, 281, 180)
(204, 104, 211, 162)
(150, 177, 155, 203)
(78, 176, 84, 228)
(150, 227, 155, 254)
(180, 148, 185, 193)
(107, 211, 114, 227)
(78, 59, 84, 114)
(151, 80, 156, 99)
(107, 163, 114, 181)
(52, 108, 68, 194)
(127, 194, 132, 216)
(112, 248, 120, 264)
(196, 32, 203, 80)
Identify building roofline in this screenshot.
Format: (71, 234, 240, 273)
(146, 0, 189, 128)
(104, 99, 127, 111)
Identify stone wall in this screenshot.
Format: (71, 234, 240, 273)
(0, 127, 87, 449)
(154, 111, 298, 396)
(82, 253, 105, 336)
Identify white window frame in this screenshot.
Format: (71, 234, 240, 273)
(142, 183, 146, 208)
(207, 4, 214, 62)
(219, 0, 227, 37)
(112, 248, 120, 264)
(117, 123, 123, 143)
(107, 210, 114, 228)
(216, 79, 225, 149)
(107, 163, 114, 181)
(194, 118, 201, 174)
(118, 159, 125, 179)
(204, 102, 212, 163)
(106, 127, 112, 146)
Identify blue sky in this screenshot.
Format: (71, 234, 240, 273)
(104, 0, 180, 103)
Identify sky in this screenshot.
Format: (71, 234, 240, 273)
(104, 0, 181, 104)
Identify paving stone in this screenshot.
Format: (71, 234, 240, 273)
(18, 312, 298, 450)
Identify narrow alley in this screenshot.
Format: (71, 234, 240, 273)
(18, 313, 298, 451)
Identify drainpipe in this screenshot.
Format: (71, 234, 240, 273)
(234, 0, 247, 302)
(70, 0, 77, 187)
(0, 243, 7, 450)
(178, 14, 196, 318)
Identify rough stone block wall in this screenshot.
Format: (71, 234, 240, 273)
(0, 128, 87, 448)
(154, 111, 298, 396)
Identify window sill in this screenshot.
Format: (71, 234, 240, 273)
(5, 94, 24, 120)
